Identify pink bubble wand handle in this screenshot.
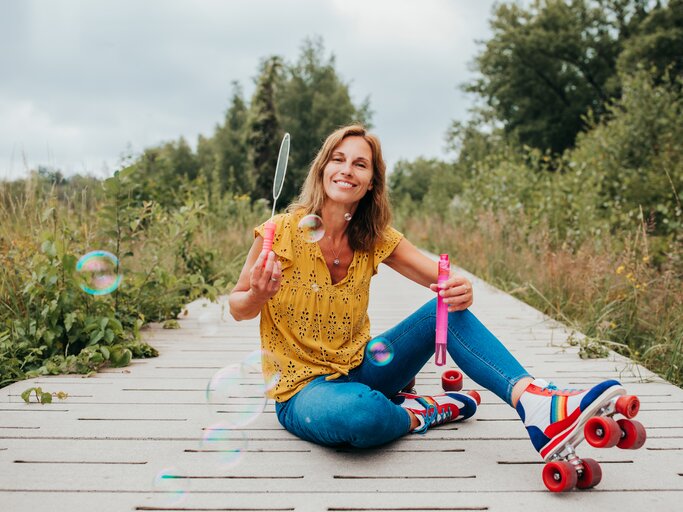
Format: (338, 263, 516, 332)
(262, 220, 277, 257)
(435, 254, 449, 366)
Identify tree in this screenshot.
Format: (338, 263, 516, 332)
(246, 56, 283, 203)
(618, 0, 683, 82)
(388, 158, 461, 208)
(465, 0, 656, 154)
(276, 37, 372, 205)
(213, 82, 250, 196)
(568, 68, 683, 236)
(127, 37, 372, 207)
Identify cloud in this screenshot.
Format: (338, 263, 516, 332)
(0, 0, 496, 179)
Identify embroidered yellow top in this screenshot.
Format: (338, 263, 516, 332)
(254, 209, 403, 402)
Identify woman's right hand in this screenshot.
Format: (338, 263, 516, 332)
(249, 250, 283, 301)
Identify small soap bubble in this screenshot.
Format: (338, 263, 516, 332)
(297, 214, 325, 243)
(76, 250, 122, 295)
(365, 337, 394, 366)
(206, 364, 254, 426)
(242, 349, 281, 394)
(152, 466, 190, 506)
(205, 350, 280, 427)
(200, 424, 248, 469)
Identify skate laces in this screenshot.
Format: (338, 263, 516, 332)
(413, 398, 452, 434)
(542, 381, 581, 393)
(544, 382, 558, 391)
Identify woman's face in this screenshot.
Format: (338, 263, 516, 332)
(322, 136, 374, 207)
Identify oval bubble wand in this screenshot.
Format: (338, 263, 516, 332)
(262, 133, 291, 259)
(435, 254, 450, 366)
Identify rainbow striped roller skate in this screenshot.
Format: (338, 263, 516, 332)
(517, 379, 646, 492)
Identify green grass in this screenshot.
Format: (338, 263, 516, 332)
(394, 206, 683, 387)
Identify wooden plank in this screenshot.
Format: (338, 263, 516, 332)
(1, 258, 681, 511)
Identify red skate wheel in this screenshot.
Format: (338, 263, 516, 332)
(401, 377, 416, 394)
(542, 460, 577, 492)
(576, 458, 602, 489)
(467, 389, 481, 406)
(585, 416, 621, 448)
(616, 419, 646, 449)
(441, 369, 463, 391)
(615, 395, 640, 419)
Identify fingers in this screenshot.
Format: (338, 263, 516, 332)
(432, 275, 473, 312)
(251, 251, 282, 297)
(269, 260, 282, 283)
(262, 250, 276, 276)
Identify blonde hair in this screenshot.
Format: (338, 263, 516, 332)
(288, 125, 392, 252)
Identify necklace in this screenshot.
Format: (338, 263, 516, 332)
(327, 236, 343, 266)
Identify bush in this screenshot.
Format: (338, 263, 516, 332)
(0, 168, 260, 388)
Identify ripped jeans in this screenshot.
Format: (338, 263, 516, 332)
(274, 298, 532, 448)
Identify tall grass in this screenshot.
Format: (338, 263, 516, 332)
(395, 207, 683, 387)
(0, 173, 262, 388)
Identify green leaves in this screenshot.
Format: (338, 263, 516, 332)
(21, 386, 68, 404)
(465, 0, 668, 153)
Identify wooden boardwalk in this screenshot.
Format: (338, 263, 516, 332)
(1, 258, 682, 511)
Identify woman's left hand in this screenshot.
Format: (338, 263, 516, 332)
(429, 274, 473, 312)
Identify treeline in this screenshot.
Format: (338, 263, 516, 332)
(129, 37, 370, 211)
(391, 0, 682, 385)
(2, 1, 681, 387)
(0, 37, 371, 388)
(392, 0, 682, 243)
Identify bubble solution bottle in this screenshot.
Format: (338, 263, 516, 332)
(435, 254, 450, 366)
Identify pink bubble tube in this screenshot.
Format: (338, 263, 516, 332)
(435, 254, 450, 366)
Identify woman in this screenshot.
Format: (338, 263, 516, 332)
(229, 125, 630, 457)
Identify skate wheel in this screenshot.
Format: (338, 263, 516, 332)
(467, 389, 481, 406)
(576, 458, 602, 489)
(615, 395, 640, 419)
(401, 377, 416, 394)
(616, 419, 646, 449)
(585, 416, 621, 448)
(441, 369, 463, 391)
(542, 460, 577, 492)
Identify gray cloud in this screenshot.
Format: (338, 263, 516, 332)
(0, 0, 495, 179)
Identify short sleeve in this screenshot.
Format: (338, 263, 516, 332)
(372, 226, 403, 274)
(254, 213, 294, 270)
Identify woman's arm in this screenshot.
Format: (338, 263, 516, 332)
(383, 238, 473, 312)
(228, 236, 283, 321)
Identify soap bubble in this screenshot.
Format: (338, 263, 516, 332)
(297, 214, 325, 243)
(76, 250, 122, 295)
(205, 350, 280, 427)
(152, 466, 190, 506)
(242, 349, 281, 394)
(365, 337, 394, 366)
(200, 424, 248, 469)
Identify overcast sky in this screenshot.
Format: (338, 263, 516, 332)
(0, 0, 498, 180)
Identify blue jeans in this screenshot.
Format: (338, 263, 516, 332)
(274, 298, 532, 448)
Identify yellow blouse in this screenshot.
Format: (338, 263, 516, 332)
(254, 210, 403, 402)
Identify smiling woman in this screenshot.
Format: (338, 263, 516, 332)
(226, 124, 639, 489)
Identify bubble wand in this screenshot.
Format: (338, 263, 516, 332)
(262, 133, 291, 259)
(435, 254, 449, 366)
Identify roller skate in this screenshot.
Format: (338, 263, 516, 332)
(517, 378, 646, 492)
(395, 369, 481, 434)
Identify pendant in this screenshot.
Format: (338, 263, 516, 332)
(333, 258, 340, 266)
